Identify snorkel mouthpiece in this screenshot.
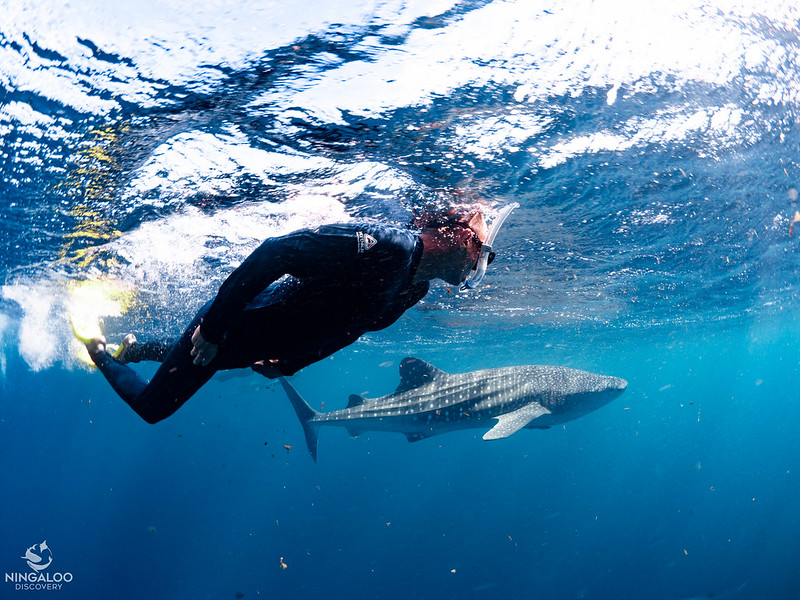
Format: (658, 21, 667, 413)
(460, 202, 519, 291)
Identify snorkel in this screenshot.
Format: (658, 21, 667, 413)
(460, 202, 519, 291)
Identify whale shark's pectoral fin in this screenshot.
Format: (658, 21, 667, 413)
(483, 402, 551, 440)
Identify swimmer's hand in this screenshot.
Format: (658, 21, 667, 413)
(252, 360, 282, 378)
(190, 326, 218, 366)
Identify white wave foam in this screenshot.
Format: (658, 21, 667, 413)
(451, 113, 551, 160)
(537, 104, 746, 169)
(126, 122, 417, 203)
(250, 0, 800, 178)
(125, 125, 336, 202)
(0, 311, 9, 381)
(0, 101, 58, 133)
(1, 282, 61, 371)
(4, 0, 798, 122)
(0, 101, 77, 185)
(0, 276, 134, 372)
(1, 0, 461, 115)
(266, 1, 790, 120)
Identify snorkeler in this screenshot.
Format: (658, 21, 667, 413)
(74, 203, 517, 424)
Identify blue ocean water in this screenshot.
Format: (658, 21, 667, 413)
(3, 1, 800, 599)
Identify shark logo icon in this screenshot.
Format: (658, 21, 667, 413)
(21, 541, 52, 572)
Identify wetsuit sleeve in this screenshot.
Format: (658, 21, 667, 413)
(199, 229, 356, 344)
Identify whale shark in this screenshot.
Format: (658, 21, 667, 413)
(280, 357, 628, 461)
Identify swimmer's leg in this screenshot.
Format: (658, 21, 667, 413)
(115, 337, 176, 364)
(88, 309, 215, 424)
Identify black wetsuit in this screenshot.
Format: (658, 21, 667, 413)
(91, 223, 428, 423)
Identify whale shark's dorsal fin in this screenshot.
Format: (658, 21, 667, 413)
(396, 357, 449, 393)
(347, 394, 366, 409)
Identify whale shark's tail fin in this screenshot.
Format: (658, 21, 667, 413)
(279, 378, 321, 462)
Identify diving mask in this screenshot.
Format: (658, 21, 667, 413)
(460, 202, 519, 291)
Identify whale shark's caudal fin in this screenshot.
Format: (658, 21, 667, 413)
(279, 378, 321, 462)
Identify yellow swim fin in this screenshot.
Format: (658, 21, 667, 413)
(68, 314, 134, 368)
(68, 313, 103, 369)
(68, 313, 102, 345)
(75, 347, 97, 369)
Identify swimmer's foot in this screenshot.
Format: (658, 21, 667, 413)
(69, 313, 106, 363)
(108, 334, 137, 364)
(85, 336, 107, 359)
